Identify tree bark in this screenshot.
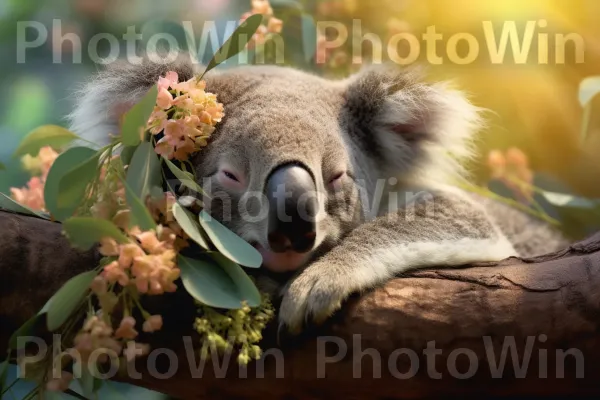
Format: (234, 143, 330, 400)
(1, 210, 600, 399)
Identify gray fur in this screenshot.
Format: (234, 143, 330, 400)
(69, 57, 568, 332)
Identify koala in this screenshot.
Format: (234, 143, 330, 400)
(69, 57, 569, 332)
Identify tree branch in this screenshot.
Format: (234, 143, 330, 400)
(1, 210, 599, 399)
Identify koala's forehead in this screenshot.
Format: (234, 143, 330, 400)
(204, 66, 348, 165)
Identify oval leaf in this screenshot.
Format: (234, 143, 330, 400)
(13, 125, 79, 157)
(0, 192, 49, 219)
(209, 253, 261, 307)
(172, 203, 209, 249)
(163, 157, 205, 194)
(126, 142, 162, 201)
(63, 217, 129, 250)
(178, 255, 254, 309)
(119, 145, 137, 166)
(198, 211, 262, 268)
(47, 270, 98, 331)
(121, 86, 158, 146)
(579, 76, 600, 107)
(9, 314, 42, 350)
(45, 147, 98, 221)
(57, 153, 100, 212)
(122, 180, 157, 231)
(202, 14, 264, 77)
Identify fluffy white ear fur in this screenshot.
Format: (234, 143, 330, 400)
(67, 58, 199, 147)
(346, 65, 483, 186)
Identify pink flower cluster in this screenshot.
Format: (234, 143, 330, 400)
(10, 146, 59, 211)
(240, 0, 283, 49)
(147, 71, 224, 161)
(99, 226, 180, 295)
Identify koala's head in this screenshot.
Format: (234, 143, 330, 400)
(70, 58, 480, 273)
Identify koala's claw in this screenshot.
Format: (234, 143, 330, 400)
(278, 267, 348, 333)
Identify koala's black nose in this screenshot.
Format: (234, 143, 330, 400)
(265, 164, 317, 253)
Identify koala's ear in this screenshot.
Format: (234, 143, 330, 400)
(342, 65, 482, 180)
(68, 56, 200, 146)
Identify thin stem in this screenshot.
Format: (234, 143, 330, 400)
(458, 182, 561, 226)
(1, 378, 20, 396)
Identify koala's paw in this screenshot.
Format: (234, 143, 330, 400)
(278, 266, 350, 334)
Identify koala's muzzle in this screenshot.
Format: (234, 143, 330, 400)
(265, 164, 317, 253)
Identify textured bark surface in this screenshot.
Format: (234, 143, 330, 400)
(1, 210, 600, 399)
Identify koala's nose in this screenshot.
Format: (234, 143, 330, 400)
(265, 164, 317, 253)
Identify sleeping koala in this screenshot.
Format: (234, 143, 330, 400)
(69, 58, 568, 332)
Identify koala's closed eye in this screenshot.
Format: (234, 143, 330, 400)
(327, 171, 346, 188)
(218, 169, 245, 189)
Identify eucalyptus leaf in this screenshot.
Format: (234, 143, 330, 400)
(120, 145, 137, 166)
(579, 76, 600, 107)
(13, 125, 79, 157)
(301, 14, 317, 63)
(178, 255, 254, 309)
(541, 191, 600, 209)
(202, 14, 264, 77)
(172, 203, 209, 249)
(46, 270, 98, 331)
(209, 253, 261, 307)
(9, 313, 42, 350)
(45, 147, 98, 221)
(122, 180, 157, 231)
(78, 363, 97, 399)
(57, 153, 100, 212)
(198, 211, 262, 268)
(163, 157, 205, 194)
(63, 217, 129, 250)
(0, 192, 49, 219)
(126, 142, 162, 201)
(121, 86, 158, 146)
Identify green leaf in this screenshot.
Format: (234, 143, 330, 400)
(121, 86, 158, 146)
(120, 145, 137, 166)
(0, 192, 49, 219)
(57, 153, 100, 212)
(63, 217, 129, 250)
(172, 203, 209, 249)
(8, 313, 42, 350)
(541, 191, 600, 209)
(579, 76, 600, 107)
(209, 253, 261, 307)
(44, 147, 98, 221)
(13, 125, 79, 157)
(122, 180, 157, 231)
(126, 142, 162, 201)
(163, 157, 205, 194)
(301, 14, 317, 63)
(202, 14, 264, 77)
(198, 211, 262, 268)
(78, 364, 97, 399)
(46, 270, 98, 331)
(178, 255, 259, 309)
